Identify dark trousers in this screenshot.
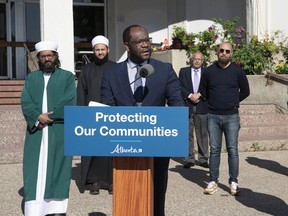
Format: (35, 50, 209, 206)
(186, 106, 209, 164)
(154, 157, 170, 216)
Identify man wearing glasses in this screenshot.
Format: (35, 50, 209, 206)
(192, 42, 250, 196)
(101, 24, 184, 216)
(179, 52, 209, 169)
(21, 41, 76, 215)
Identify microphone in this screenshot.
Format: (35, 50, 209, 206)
(101, 64, 154, 105)
(139, 64, 154, 78)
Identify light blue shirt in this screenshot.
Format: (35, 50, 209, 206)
(127, 59, 147, 93)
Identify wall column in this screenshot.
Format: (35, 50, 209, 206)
(247, 0, 270, 39)
(40, 0, 74, 73)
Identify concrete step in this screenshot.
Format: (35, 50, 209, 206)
(0, 121, 26, 135)
(0, 137, 24, 164)
(239, 125, 288, 137)
(240, 113, 288, 126)
(0, 135, 24, 149)
(239, 104, 285, 115)
(0, 80, 25, 85)
(0, 106, 25, 136)
(0, 85, 23, 92)
(0, 105, 24, 121)
(0, 150, 23, 164)
(219, 104, 288, 152)
(0, 105, 25, 164)
(0, 98, 21, 105)
(0, 80, 24, 105)
(0, 92, 22, 98)
(0, 104, 287, 164)
(238, 135, 288, 152)
(240, 139, 288, 152)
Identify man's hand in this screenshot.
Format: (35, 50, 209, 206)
(189, 93, 201, 103)
(37, 123, 45, 130)
(37, 112, 53, 128)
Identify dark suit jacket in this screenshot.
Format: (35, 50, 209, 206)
(101, 58, 184, 107)
(179, 66, 208, 115)
(101, 58, 184, 216)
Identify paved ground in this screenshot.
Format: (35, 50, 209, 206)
(1, 151, 287, 216)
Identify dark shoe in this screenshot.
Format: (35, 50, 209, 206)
(199, 162, 209, 168)
(90, 182, 100, 195)
(108, 184, 113, 195)
(183, 162, 195, 168)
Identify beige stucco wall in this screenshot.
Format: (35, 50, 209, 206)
(39, 0, 288, 70)
(243, 75, 288, 111)
(151, 49, 188, 75)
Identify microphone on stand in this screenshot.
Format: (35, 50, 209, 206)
(100, 64, 154, 106)
(139, 64, 154, 78)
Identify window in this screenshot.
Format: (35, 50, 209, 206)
(73, 5, 105, 43)
(25, 2, 40, 42)
(73, 2, 105, 73)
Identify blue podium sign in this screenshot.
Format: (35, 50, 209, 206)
(64, 106, 188, 157)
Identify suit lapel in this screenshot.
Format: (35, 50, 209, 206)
(186, 67, 193, 93)
(119, 61, 137, 105)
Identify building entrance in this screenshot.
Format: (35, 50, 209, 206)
(0, 0, 105, 80)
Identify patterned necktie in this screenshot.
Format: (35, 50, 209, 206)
(193, 69, 199, 93)
(134, 65, 143, 105)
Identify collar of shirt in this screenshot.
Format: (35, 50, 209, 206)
(191, 67, 201, 73)
(127, 59, 148, 69)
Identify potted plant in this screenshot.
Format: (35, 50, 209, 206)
(171, 26, 186, 49)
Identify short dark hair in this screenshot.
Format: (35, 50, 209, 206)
(122, 25, 147, 43)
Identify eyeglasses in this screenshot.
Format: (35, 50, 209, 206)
(192, 58, 203, 61)
(39, 54, 55, 60)
(129, 38, 151, 47)
(219, 49, 231, 54)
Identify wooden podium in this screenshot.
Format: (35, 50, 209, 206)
(113, 157, 154, 216)
(64, 106, 188, 216)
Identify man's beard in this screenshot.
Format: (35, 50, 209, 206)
(218, 55, 231, 65)
(39, 61, 57, 74)
(94, 54, 108, 65)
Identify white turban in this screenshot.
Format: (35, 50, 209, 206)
(35, 41, 58, 53)
(91, 35, 109, 48)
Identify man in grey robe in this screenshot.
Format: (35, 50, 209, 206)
(77, 35, 116, 195)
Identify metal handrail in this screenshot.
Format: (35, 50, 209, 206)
(264, 72, 288, 86)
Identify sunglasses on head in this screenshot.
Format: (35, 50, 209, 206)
(219, 49, 231, 54)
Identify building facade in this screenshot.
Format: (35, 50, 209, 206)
(0, 0, 286, 80)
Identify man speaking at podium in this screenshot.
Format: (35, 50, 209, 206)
(101, 25, 184, 216)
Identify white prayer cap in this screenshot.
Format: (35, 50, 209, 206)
(35, 41, 58, 53)
(91, 35, 109, 48)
